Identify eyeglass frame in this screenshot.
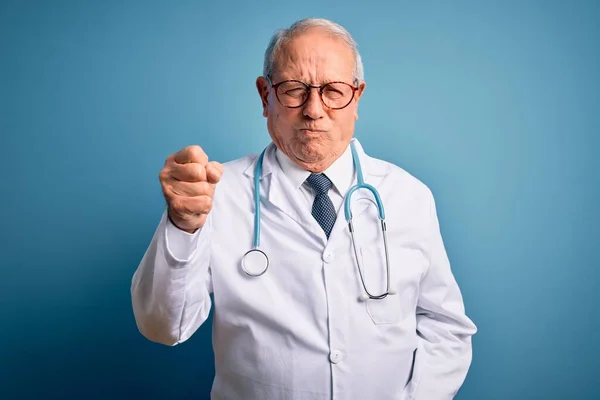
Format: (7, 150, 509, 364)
(266, 76, 360, 110)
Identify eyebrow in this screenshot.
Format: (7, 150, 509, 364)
(274, 76, 351, 84)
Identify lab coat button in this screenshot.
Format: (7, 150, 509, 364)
(322, 252, 334, 263)
(329, 350, 343, 364)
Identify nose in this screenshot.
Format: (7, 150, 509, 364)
(302, 88, 326, 119)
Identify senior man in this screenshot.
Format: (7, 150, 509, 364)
(131, 17, 477, 400)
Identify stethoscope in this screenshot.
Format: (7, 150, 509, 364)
(241, 139, 395, 301)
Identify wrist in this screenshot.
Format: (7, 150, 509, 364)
(167, 212, 199, 234)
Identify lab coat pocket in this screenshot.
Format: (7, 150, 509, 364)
(360, 246, 403, 325)
(398, 347, 420, 400)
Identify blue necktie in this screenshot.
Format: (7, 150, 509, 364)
(305, 173, 337, 239)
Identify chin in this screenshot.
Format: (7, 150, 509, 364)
(292, 141, 330, 163)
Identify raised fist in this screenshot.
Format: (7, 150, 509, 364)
(159, 145, 223, 233)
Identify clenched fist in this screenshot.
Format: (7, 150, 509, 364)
(159, 145, 224, 233)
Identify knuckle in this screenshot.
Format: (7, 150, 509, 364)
(188, 145, 207, 164)
(186, 146, 198, 158)
(179, 164, 193, 180)
(169, 197, 185, 212)
(206, 163, 221, 181)
(187, 165, 199, 181)
(211, 160, 223, 171)
(198, 181, 212, 194)
(201, 196, 213, 212)
(158, 168, 170, 183)
(195, 164, 207, 181)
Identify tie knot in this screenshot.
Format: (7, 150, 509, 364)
(305, 173, 333, 195)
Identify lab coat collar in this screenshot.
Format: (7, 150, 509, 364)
(243, 137, 389, 243)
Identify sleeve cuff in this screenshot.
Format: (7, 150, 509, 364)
(164, 212, 202, 262)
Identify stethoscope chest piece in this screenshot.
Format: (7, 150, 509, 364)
(241, 248, 269, 277)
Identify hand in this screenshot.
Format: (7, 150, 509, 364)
(159, 145, 224, 233)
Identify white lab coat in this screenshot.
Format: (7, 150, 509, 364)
(131, 139, 477, 400)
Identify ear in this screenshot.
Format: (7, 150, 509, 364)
(353, 81, 366, 120)
(256, 76, 270, 118)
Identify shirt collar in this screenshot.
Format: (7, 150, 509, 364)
(275, 143, 355, 197)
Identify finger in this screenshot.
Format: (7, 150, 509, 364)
(169, 195, 214, 216)
(170, 162, 207, 182)
(173, 145, 208, 165)
(205, 161, 224, 184)
(167, 180, 214, 197)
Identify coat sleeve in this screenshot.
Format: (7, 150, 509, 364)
(407, 191, 477, 399)
(130, 210, 213, 346)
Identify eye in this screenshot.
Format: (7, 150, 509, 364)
(322, 85, 344, 99)
(284, 87, 306, 97)
(278, 82, 307, 98)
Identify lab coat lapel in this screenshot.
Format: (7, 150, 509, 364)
(243, 143, 318, 235)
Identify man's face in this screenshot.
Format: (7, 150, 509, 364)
(256, 28, 366, 172)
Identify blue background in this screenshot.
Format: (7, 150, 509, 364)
(1, 0, 598, 399)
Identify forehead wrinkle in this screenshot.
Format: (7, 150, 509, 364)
(275, 43, 351, 85)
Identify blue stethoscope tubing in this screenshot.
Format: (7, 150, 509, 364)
(241, 139, 394, 300)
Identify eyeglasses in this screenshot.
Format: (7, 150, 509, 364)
(268, 78, 359, 110)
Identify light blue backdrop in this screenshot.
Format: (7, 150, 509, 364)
(1, 0, 598, 399)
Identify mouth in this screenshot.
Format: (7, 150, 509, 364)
(298, 129, 327, 135)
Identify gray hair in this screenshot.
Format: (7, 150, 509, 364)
(262, 18, 364, 84)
